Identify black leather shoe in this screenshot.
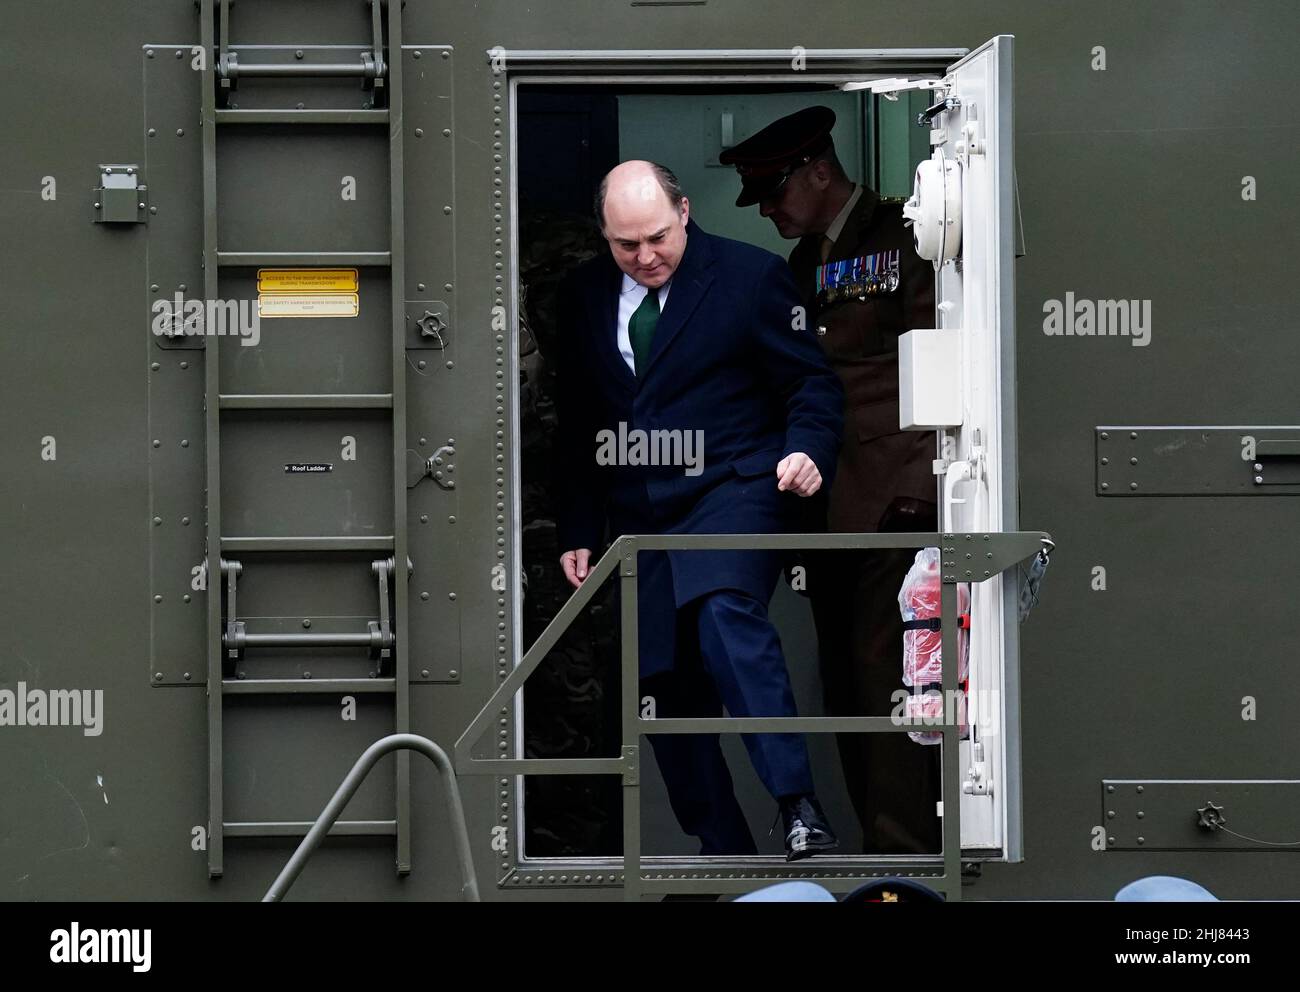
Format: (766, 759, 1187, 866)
(777, 795, 838, 861)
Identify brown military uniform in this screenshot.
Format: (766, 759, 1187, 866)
(788, 185, 943, 854)
(787, 186, 936, 535)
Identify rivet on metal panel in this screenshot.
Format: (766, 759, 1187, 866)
(154, 672, 163, 680)
(1107, 810, 1114, 818)
(1100, 457, 1108, 465)
(1137, 837, 1145, 844)
(1129, 483, 1137, 490)
(1130, 432, 1138, 440)
(1136, 785, 1144, 794)
(1101, 483, 1109, 490)
(184, 672, 191, 681)
(1100, 432, 1109, 440)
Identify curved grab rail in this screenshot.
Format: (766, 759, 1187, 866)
(263, 734, 479, 902)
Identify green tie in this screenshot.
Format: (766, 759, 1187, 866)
(628, 285, 660, 376)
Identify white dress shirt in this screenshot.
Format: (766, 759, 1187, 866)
(823, 183, 863, 249)
(617, 272, 672, 373)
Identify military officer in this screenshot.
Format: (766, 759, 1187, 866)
(720, 106, 942, 854)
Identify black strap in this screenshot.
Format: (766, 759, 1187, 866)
(902, 615, 970, 631)
(902, 617, 941, 631)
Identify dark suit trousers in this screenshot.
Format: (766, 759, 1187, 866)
(809, 545, 943, 854)
(641, 590, 816, 856)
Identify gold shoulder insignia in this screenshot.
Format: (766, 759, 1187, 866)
(878, 195, 907, 206)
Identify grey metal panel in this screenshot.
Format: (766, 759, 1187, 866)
(219, 410, 394, 537)
(223, 696, 395, 824)
(400, 45, 462, 687)
(145, 45, 205, 351)
(218, 269, 393, 396)
(221, 9, 373, 43)
(216, 124, 390, 252)
(1096, 426, 1300, 496)
(145, 45, 209, 687)
(1103, 780, 1300, 851)
(147, 350, 207, 686)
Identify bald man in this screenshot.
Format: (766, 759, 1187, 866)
(552, 160, 844, 859)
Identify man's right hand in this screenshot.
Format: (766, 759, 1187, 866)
(560, 549, 592, 589)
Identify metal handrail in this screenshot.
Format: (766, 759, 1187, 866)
(454, 529, 1050, 900)
(263, 734, 479, 902)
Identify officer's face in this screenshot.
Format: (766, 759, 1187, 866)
(758, 161, 829, 239)
(602, 186, 690, 289)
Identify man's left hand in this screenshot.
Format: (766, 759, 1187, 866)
(776, 452, 823, 497)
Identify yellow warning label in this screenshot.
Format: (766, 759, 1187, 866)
(257, 268, 359, 293)
(258, 294, 359, 318)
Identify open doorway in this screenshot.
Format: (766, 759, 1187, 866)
(512, 76, 940, 861)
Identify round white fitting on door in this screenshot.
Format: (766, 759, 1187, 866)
(903, 154, 962, 264)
